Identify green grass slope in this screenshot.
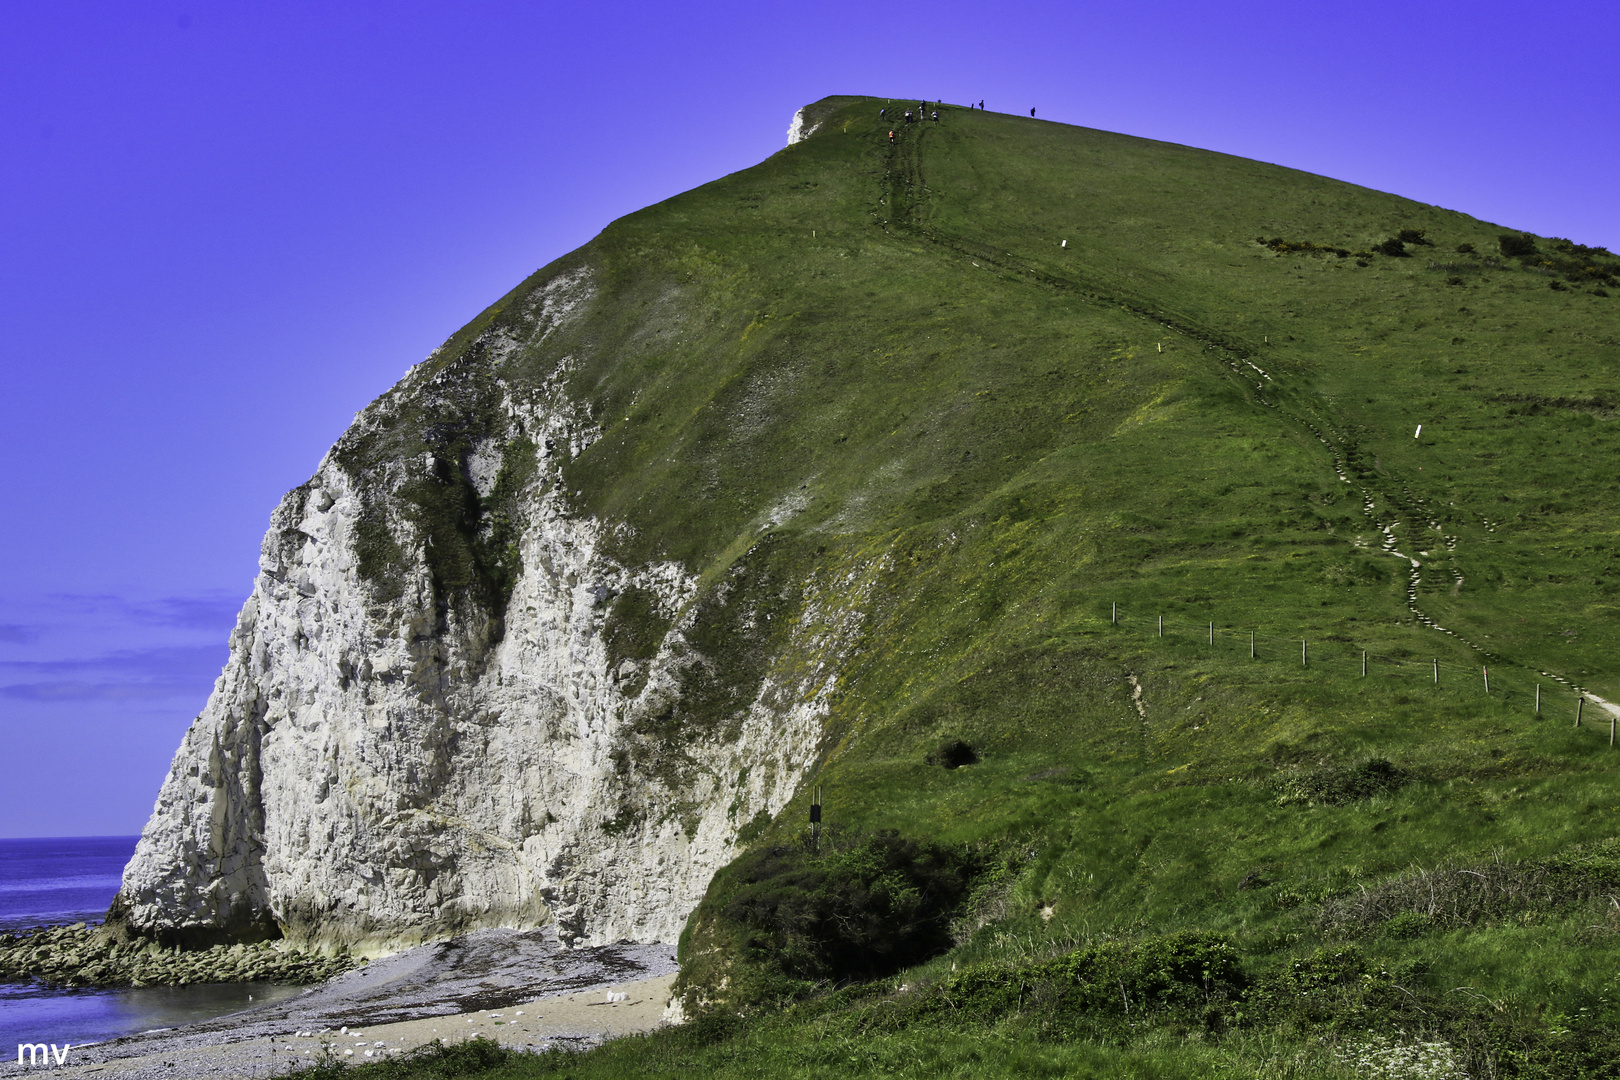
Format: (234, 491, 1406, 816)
(319, 95, 1620, 1077)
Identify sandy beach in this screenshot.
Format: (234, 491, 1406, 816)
(3, 930, 679, 1079)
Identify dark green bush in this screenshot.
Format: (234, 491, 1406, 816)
(1376, 237, 1410, 257)
(912, 931, 1247, 1028)
(1276, 758, 1412, 806)
(720, 831, 976, 983)
(1397, 228, 1431, 246)
(1500, 233, 1540, 259)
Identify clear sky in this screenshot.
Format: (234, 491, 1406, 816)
(1, 0, 1614, 837)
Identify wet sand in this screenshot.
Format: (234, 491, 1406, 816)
(3, 930, 679, 1079)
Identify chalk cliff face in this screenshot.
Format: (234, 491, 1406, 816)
(115, 263, 869, 954)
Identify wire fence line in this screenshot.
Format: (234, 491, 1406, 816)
(1101, 603, 1618, 742)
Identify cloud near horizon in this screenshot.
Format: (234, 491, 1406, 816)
(0, 645, 228, 703)
(42, 592, 244, 633)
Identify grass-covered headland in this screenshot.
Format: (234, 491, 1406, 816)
(301, 95, 1620, 1077)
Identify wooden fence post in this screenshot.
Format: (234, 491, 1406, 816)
(1250, 631, 1255, 659)
(1112, 602, 1117, 625)
(1302, 639, 1307, 668)
(1577, 697, 1584, 727)
(810, 784, 822, 851)
(1209, 621, 1214, 646)
(1483, 667, 1490, 694)
(1362, 651, 1367, 677)
(1433, 659, 1439, 684)
(1536, 683, 1541, 716)
(1158, 615, 1163, 638)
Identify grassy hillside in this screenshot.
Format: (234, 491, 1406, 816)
(315, 95, 1620, 1077)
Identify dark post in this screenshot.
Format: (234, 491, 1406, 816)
(1577, 698, 1584, 727)
(810, 784, 822, 850)
(1536, 683, 1541, 716)
(1433, 659, 1439, 684)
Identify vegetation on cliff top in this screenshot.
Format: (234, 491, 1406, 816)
(300, 94, 1620, 1076)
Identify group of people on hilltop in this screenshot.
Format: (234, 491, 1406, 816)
(881, 102, 942, 125)
(879, 98, 1036, 143)
(879, 99, 1030, 122)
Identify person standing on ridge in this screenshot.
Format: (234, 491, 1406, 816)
(979, 100, 984, 109)
(1030, 107, 1036, 117)
(931, 110, 939, 123)
(880, 108, 886, 118)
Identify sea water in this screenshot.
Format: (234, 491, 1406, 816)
(0, 836, 134, 935)
(0, 837, 303, 1049)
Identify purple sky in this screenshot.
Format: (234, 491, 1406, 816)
(2, 1, 1614, 838)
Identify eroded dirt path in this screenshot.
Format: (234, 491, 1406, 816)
(873, 121, 1613, 717)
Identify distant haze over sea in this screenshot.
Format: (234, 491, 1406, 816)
(0, 836, 135, 934)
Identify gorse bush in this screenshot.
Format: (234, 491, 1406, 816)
(719, 831, 977, 984)
(1275, 758, 1412, 806)
(1319, 839, 1620, 935)
(909, 931, 1247, 1027)
(1500, 233, 1540, 258)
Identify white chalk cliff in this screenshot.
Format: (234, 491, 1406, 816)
(114, 264, 868, 954)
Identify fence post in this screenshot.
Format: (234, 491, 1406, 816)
(810, 784, 822, 851)
(1250, 631, 1255, 659)
(1433, 659, 1439, 685)
(1362, 650, 1367, 677)
(1209, 621, 1214, 646)
(1577, 697, 1584, 727)
(1302, 639, 1307, 668)
(1112, 602, 1117, 625)
(1158, 615, 1163, 638)
(1483, 667, 1490, 694)
(1611, 714, 1616, 747)
(1536, 683, 1541, 716)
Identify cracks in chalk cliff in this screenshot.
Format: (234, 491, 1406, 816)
(116, 263, 871, 959)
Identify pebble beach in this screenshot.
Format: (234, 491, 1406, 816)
(1, 929, 679, 1079)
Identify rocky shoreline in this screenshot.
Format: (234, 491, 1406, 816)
(0, 930, 679, 1079)
(0, 923, 356, 988)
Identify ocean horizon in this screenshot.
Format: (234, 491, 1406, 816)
(0, 835, 135, 936)
(0, 835, 304, 1050)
